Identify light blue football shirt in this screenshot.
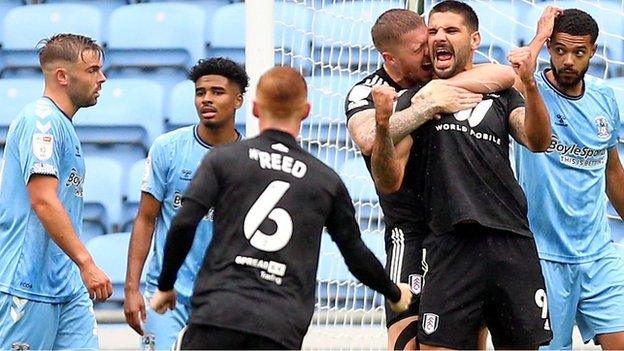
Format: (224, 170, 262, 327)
(0, 97, 85, 303)
(142, 125, 241, 305)
(515, 69, 621, 263)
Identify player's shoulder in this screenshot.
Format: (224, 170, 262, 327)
(151, 125, 194, 149)
(584, 75, 617, 100)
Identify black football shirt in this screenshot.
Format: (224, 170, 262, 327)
(345, 67, 426, 234)
(158, 129, 399, 349)
(396, 87, 532, 237)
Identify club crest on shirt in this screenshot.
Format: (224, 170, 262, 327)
(595, 116, 611, 139)
(32, 133, 54, 161)
(422, 313, 439, 335)
(408, 274, 422, 295)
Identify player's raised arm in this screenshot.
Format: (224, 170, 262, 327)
(447, 63, 516, 92)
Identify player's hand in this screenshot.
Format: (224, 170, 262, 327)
(389, 283, 413, 313)
(371, 85, 397, 128)
(415, 80, 482, 116)
(124, 289, 147, 335)
(508, 47, 536, 85)
(535, 6, 563, 40)
(150, 289, 177, 314)
(79, 260, 113, 302)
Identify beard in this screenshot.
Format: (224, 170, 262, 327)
(550, 58, 588, 89)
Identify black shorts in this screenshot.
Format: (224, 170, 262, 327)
(417, 224, 552, 349)
(179, 324, 287, 350)
(384, 226, 425, 327)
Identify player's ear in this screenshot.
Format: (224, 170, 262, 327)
(235, 94, 243, 110)
(590, 43, 597, 58)
(381, 51, 395, 66)
(55, 68, 69, 86)
(252, 100, 260, 119)
(470, 30, 481, 51)
(301, 102, 311, 121)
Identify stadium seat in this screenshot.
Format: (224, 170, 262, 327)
(121, 158, 146, 231)
(42, 0, 127, 20)
(74, 78, 164, 150)
(0, 79, 44, 146)
(82, 156, 124, 240)
(208, 2, 312, 71)
(310, 1, 406, 71)
(165, 80, 247, 132)
(86, 232, 150, 303)
(0, 0, 23, 43)
(1, 4, 102, 76)
(106, 3, 206, 70)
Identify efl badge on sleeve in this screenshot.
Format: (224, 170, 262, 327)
(32, 133, 54, 161)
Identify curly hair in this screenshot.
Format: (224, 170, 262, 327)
(188, 57, 249, 94)
(553, 8, 599, 44)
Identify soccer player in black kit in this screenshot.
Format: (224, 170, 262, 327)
(150, 67, 413, 350)
(345, 8, 516, 350)
(371, 1, 555, 349)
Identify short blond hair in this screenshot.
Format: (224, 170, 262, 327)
(371, 9, 425, 52)
(256, 66, 307, 119)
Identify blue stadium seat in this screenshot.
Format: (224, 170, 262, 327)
(0, 0, 23, 43)
(311, 1, 403, 70)
(121, 158, 146, 231)
(166, 80, 247, 133)
(0, 79, 44, 146)
(304, 75, 355, 144)
(86, 232, 150, 304)
(82, 156, 123, 240)
(1, 4, 102, 76)
(106, 3, 206, 71)
(42, 0, 127, 20)
(74, 78, 164, 150)
(208, 2, 312, 71)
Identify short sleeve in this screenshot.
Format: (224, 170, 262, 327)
(506, 87, 526, 116)
(18, 114, 64, 184)
(607, 89, 621, 149)
(345, 83, 375, 122)
(140, 138, 170, 202)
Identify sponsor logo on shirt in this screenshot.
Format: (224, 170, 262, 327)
(546, 135, 607, 168)
(235, 255, 287, 286)
(179, 169, 193, 181)
(65, 168, 83, 197)
(434, 100, 502, 145)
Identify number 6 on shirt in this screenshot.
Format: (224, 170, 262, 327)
(244, 180, 293, 252)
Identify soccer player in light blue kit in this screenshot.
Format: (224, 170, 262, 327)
(515, 8, 624, 349)
(124, 57, 249, 350)
(0, 34, 112, 349)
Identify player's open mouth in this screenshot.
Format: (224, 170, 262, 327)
(434, 45, 454, 70)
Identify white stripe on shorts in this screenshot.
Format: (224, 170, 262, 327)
(389, 228, 405, 283)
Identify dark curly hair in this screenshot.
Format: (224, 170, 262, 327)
(552, 8, 599, 44)
(188, 57, 249, 94)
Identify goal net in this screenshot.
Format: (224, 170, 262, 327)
(272, 0, 624, 348)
